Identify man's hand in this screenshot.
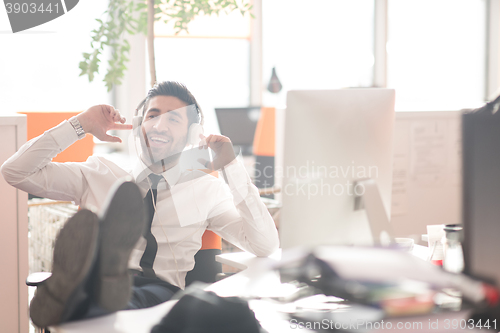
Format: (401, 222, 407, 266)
(199, 134, 237, 170)
(76, 105, 132, 143)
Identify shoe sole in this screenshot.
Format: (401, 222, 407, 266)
(30, 209, 99, 328)
(96, 179, 145, 311)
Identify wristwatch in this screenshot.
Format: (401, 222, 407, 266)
(69, 116, 86, 140)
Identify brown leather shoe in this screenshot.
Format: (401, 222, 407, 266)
(95, 178, 146, 311)
(29, 209, 99, 328)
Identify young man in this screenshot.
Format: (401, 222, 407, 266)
(1, 81, 279, 326)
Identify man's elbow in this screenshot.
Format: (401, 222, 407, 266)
(252, 237, 280, 257)
(1, 161, 21, 186)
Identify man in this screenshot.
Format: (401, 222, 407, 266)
(1, 81, 279, 326)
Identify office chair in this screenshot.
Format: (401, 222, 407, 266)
(185, 230, 222, 286)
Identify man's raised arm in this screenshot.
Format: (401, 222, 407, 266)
(201, 134, 280, 257)
(1, 105, 131, 202)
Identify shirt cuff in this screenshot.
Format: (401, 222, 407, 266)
(222, 158, 252, 189)
(47, 120, 80, 152)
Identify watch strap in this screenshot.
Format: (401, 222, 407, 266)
(69, 116, 86, 140)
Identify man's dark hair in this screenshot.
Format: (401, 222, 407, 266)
(139, 81, 202, 126)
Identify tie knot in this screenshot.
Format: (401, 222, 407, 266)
(148, 174, 163, 189)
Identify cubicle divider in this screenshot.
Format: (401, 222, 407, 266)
(18, 111, 94, 162)
(0, 115, 29, 333)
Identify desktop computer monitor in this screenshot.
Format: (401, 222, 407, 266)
(279, 89, 396, 249)
(462, 103, 500, 285)
(215, 107, 261, 156)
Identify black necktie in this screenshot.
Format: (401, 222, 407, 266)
(140, 174, 164, 278)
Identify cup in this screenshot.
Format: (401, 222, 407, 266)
(395, 237, 414, 252)
(427, 224, 446, 265)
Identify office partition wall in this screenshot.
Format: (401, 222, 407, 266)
(0, 115, 29, 333)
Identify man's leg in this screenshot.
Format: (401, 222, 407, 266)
(128, 285, 176, 309)
(82, 280, 178, 319)
(29, 209, 100, 328)
(94, 179, 146, 311)
(30, 179, 147, 327)
(81, 283, 177, 319)
(128, 275, 180, 309)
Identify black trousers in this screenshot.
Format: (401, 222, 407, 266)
(81, 273, 180, 319)
(128, 274, 180, 309)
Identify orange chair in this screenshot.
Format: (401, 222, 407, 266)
(185, 169, 223, 286)
(185, 230, 222, 286)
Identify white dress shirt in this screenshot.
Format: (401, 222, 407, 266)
(1, 120, 279, 289)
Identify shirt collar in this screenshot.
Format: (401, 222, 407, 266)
(132, 158, 182, 188)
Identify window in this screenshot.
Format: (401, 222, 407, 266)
(153, 10, 251, 109)
(262, 0, 375, 107)
(0, 1, 110, 115)
(387, 0, 487, 111)
(153, 38, 250, 108)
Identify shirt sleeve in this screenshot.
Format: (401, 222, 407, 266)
(0, 120, 88, 204)
(206, 159, 280, 257)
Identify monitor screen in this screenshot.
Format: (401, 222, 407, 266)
(215, 107, 261, 154)
(279, 89, 395, 249)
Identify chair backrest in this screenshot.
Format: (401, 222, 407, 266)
(185, 170, 223, 286)
(185, 244, 222, 286)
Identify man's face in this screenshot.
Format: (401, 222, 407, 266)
(140, 95, 190, 165)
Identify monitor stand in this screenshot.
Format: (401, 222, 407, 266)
(353, 178, 394, 246)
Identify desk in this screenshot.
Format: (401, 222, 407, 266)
(52, 246, 482, 333)
(212, 247, 485, 333)
(215, 244, 430, 270)
(51, 252, 282, 333)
